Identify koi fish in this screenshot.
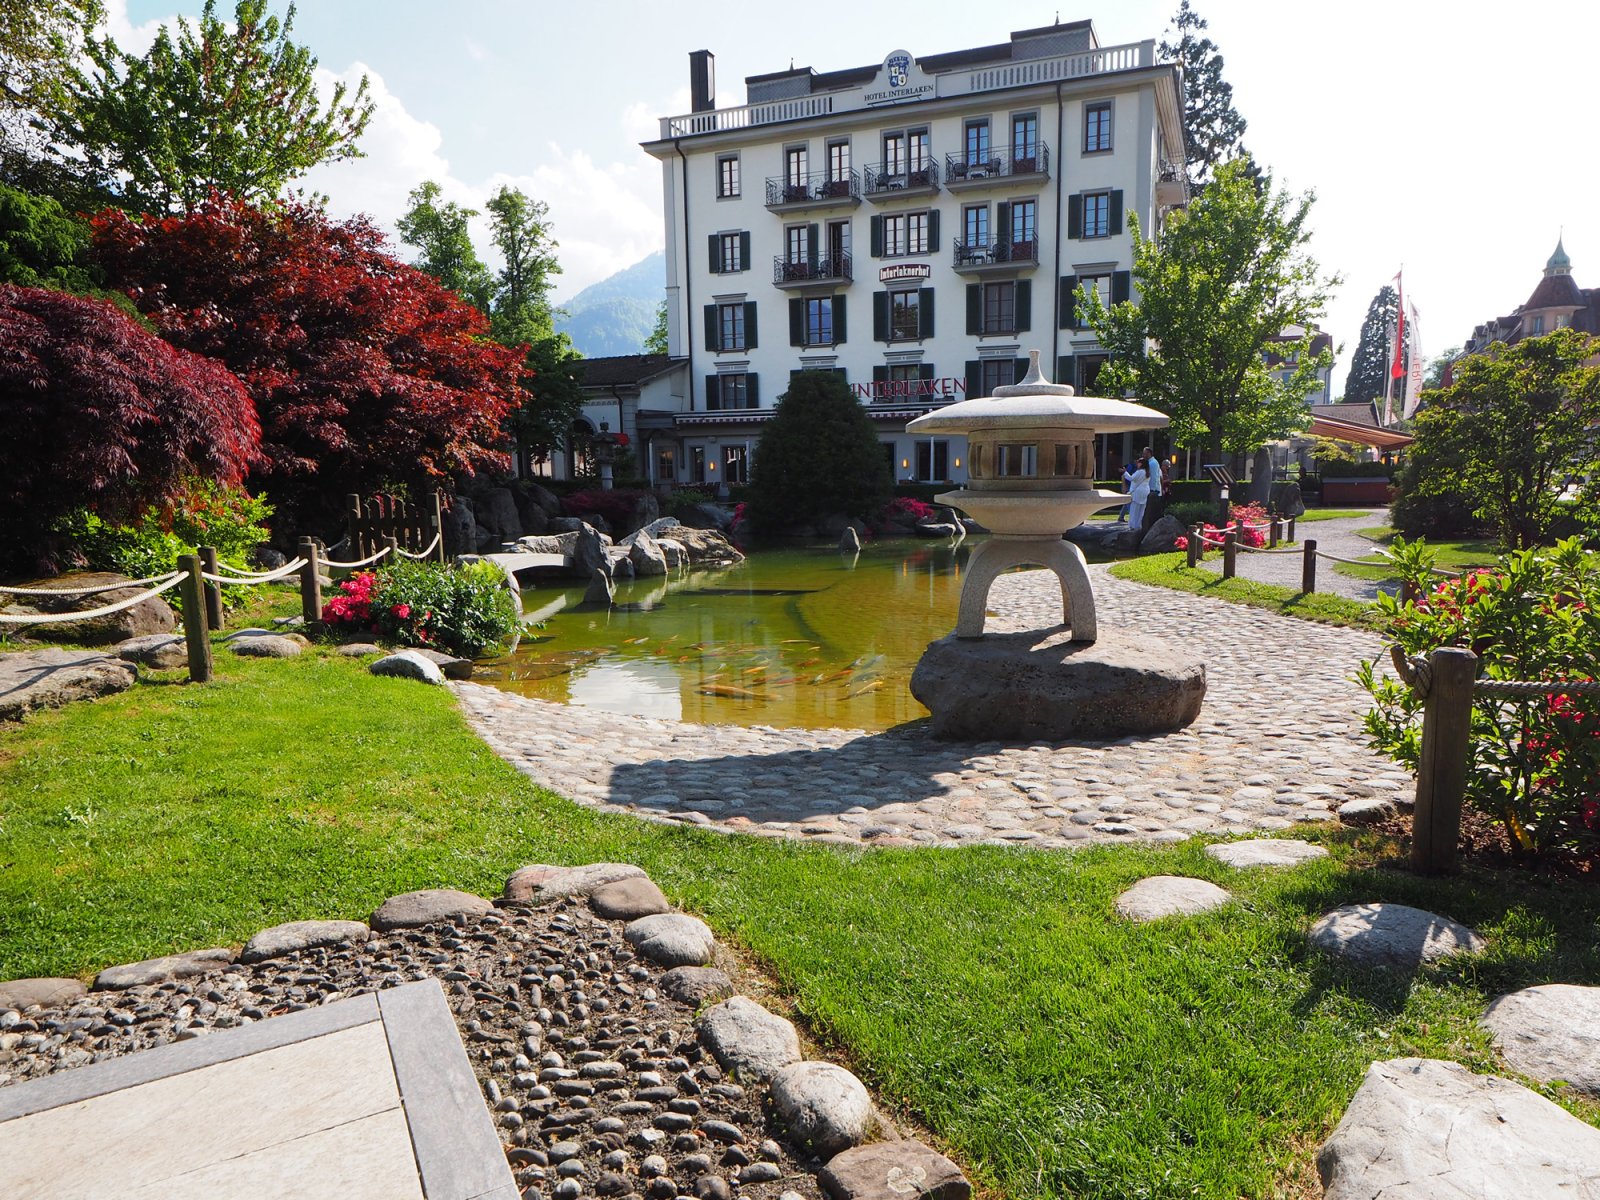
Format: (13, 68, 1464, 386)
(699, 684, 767, 700)
(797, 658, 822, 668)
(845, 680, 885, 698)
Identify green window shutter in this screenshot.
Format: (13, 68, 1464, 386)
(789, 369, 803, 382)
(1015, 280, 1032, 332)
(1057, 355, 1075, 389)
(704, 374, 717, 408)
(918, 362, 935, 382)
(927, 209, 940, 252)
(1059, 275, 1078, 329)
(1014, 357, 1029, 384)
(873, 291, 889, 342)
(965, 359, 982, 397)
(833, 367, 848, 384)
(739, 231, 751, 271)
(704, 304, 717, 351)
(747, 373, 760, 406)
(873, 365, 888, 385)
(744, 301, 758, 349)
(1111, 270, 1131, 304)
(965, 284, 980, 335)
(1067, 194, 1082, 239)
(789, 297, 805, 346)
(807, 224, 819, 268)
(708, 234, 720, 274)
(996, 202, 1011, 247)
(919, 287, 935, 338)
(833, 294, 847, 344)
(1110, 190, 1124, 235)
(870, 215, 884, 258)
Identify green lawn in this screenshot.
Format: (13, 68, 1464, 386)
(1108, 552, 1384, 631)
(3, 628, 1597, 1197)
(1329, 528, 1501, 584)
(1295, 506, 1383, 523)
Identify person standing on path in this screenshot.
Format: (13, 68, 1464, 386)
(1126, 457, 1151, 531)
(1141, 446, 1165, 533)
(1116, 459, 1137, 523)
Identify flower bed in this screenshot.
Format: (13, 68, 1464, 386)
(323, 560, 519, 658)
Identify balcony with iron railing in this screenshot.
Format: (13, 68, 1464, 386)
(773, 253, 853, 288)
(764, 169, 861, 212)
(952, 238, 1040, 273)
(943, 145, 1050, 189)
(862, 161, 940, 201)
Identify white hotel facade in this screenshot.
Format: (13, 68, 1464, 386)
(632, 21, 1187, 490)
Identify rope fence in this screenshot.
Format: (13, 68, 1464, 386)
(1183, 516, 1464, 598)
(0, 572, 185, 625)
(321, 545, 392, 570)
(0, 572, 183, 597)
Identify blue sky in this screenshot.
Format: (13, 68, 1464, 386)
(115, 0, 1599, 388)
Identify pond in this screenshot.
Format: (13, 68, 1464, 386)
(476, 540, 982, 732)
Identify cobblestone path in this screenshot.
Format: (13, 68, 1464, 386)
(456, 565, 1408, 849)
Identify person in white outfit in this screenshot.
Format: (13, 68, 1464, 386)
(1126, 458, 1150, 530)
(1115, 460, 1137, 523)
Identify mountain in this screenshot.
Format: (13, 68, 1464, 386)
(556, 250, 664, 358)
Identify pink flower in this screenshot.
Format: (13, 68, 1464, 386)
(391, 603, 411, 619)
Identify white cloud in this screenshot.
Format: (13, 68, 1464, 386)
(101, 0, 175, 55)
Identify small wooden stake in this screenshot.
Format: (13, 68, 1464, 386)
(178, 554, 213, 683)
(198, 545, 223, 631)
(299, 537, 322, 623)
(1222, 530, 1238, 579)
(1412, 647, 1477, 873)
(1186, 524, 1201, 569)
(1302, 538, 1318, 593)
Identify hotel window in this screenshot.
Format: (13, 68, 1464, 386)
(1011, 113, 1039, 164)
(980, 358, 1015, 397)
(785, 145, 808, 186)
(717, 154, 741, 197)
(882, 212, 928, 257)
(1530, 315, 1546, 334)
(963, 204, 989, 250)
(982, 282, 1015, 335)
(805, 297, 834, 346)
(827, 140, 851, 181)
(719, 232, 743, 273)
(1084, 102, 1112, 153)
(722, 444, 750, 484)
(916, 439, 950, 483)
(718, 302, 746, 351)
(1082, 190, 1110, 238)
(888, 363, 923, 387)
(908, 128, 930, 172)
(883, 131, 906, 176)
(1009, 199, 1037, 255)
(964, 119, 991, 167)
(689, 446, 706, 484)
(709, 373, 755, 410)
(786, 224, 811, 265)
(890, 289, 921, 341)
(827, 218, 851, 266)
(656, 447, 676, 481)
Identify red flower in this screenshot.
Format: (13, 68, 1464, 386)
(391, 603, 411, 619)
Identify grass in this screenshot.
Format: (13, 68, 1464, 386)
(1108, 552, 1384, 631)
(1295, 506, 1384, 523)
(1329, 528, 1501, 585)
(4, 614, 1599, 1196)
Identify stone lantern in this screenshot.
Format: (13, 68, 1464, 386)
(591, 422, 627, 491)
(906, 351, 1205, 741)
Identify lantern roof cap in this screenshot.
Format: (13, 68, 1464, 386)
(907, 350, 1168, 435)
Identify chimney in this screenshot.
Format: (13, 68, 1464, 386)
(690, 50, 715, 113)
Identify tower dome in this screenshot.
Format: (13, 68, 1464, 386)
(1546, 235, 1572, 276)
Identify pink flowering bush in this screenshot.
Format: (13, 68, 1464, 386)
(321, 560, 518, 657)
(1188, 502, 1271, 555)
(1359, 537, 1600, 861)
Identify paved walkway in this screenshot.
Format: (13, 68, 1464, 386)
(1194, 508, 1394, 600)
(457, 564, 1408, 849)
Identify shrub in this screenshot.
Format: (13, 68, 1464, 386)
(1359, 537, 1600, 861)
(665, 488, 716, 520)
(1188, 501, 1271, 553)
(1165, 500, 1216, 528)
(324, 561, 519, 658)
(746, 372, 891, 533)
(564, 488, 649, 533)
(57, 481, 272, 580)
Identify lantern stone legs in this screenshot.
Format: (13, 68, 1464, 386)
(956, 537, 1097, 643)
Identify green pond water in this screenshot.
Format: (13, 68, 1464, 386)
(477, 541, 985, 731)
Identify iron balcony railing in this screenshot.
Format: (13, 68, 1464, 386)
(764, 169, 861, 207)
(773, 253, 853, 285)
(862, 161, 940, 195)
(943, 144, 1051, 183)
(952, 238, 1040, 267)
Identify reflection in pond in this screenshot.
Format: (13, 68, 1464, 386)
(478, 540, 978, 731)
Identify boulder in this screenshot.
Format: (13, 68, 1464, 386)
(0, 648, 137, 721)
(677, 502, 733, 531)
(1337, 797, 1397, 825)
(369, 650, 445, 684)
(910, 629, 1205, 741)
(336, 642, 384, 657)
(1316, 1057, 1600, 1200)
(660, 966, 735, 1007)
(1205, 839, 1328, 869)
(1064, 522, 1142, 554)
(1139, 514, 1189, 554)
(251, 546, 288, 571)
(839, 527, 862, 554)
(229, 633, 303, 658)
(590, 876, 671, 919)
(4, 572, 178, 645)
(581, 568, 615, 608)
(628, 530, 669, 577)
(624, 913, 716, 967)
(523, 481, 563, 518)
(550, 514, 614, 539)
(515, 532, 580, 557)
(474, 486, 523, 545)
(657, 538, 687, 569)
(94, 948, 236, 990)
(1482, 984, 1600, 1097)
(370, 888, 492, 931)
(443, 495, 476, 557)
(1115, 876, 1232, 922)
(1308, 903, 1486, 969)
(670, 526, 745, 566)
(413, 648, 473, 680)
(511, 487, 551, 536)
(770, 1061, 877, 1157)
(116, 633, 189, 670)
(635, 517, 683, 541)
(819, 1141, 971, 1200)
(611, 553, 636, 581)
(241, 919, 371, 964)
(572, 525, 612, 579)
(503, 862, 645, 903)
(0, 977, 86, 1011)
(697, 996, 801, 1081)
(1270, 481, 1307, 520)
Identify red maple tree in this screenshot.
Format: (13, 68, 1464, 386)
(91, 195, 523, 526)
(0, 283, 260, 572)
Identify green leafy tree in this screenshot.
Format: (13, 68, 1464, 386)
(484, 184, 560, 344)
(1159, 1, 1247, 185)
(1424, 346, 1460, 390)
(1343, 285, 1402, 407)
(748, 371, 891, 532)
(1, 0, 98, 178)
(397, 180, 494, 311)
(643, 299, 669, 355)
(42, 0, 372, 213)
(0, 182, 94, 290)
(1079, 158, 1338, 460)
(1398, 330, 1600, 550)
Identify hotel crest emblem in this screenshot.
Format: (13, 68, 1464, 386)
(865, 50, 934, 106)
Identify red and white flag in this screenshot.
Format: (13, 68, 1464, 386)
(1403, 300, 1424, 419)
(1384, 271, 1405, 426)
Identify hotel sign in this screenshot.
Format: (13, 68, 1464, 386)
(864, 50, 935, 106)
(853, 378, 968, 401)
(878, 263, 931, 283)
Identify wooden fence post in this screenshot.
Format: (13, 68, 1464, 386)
(1412, 646, 1477, 873)
(384, 534, 399, 562)
(177, 554, 213, 683)
(1287, 516, 1297, 543)
(1268, 519, 1280, 549)
(1186, 524, 1201, 569)
(432, 491, 446, 563)
(298, 537, 322, 623)
(198, 545, 224, 631)
(1302, 538, 1318, 593)
(347, 493, 364, 558)
(1222, 529, 1238, 579)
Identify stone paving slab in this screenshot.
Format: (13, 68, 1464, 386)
(456, 565, 1407, 849)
